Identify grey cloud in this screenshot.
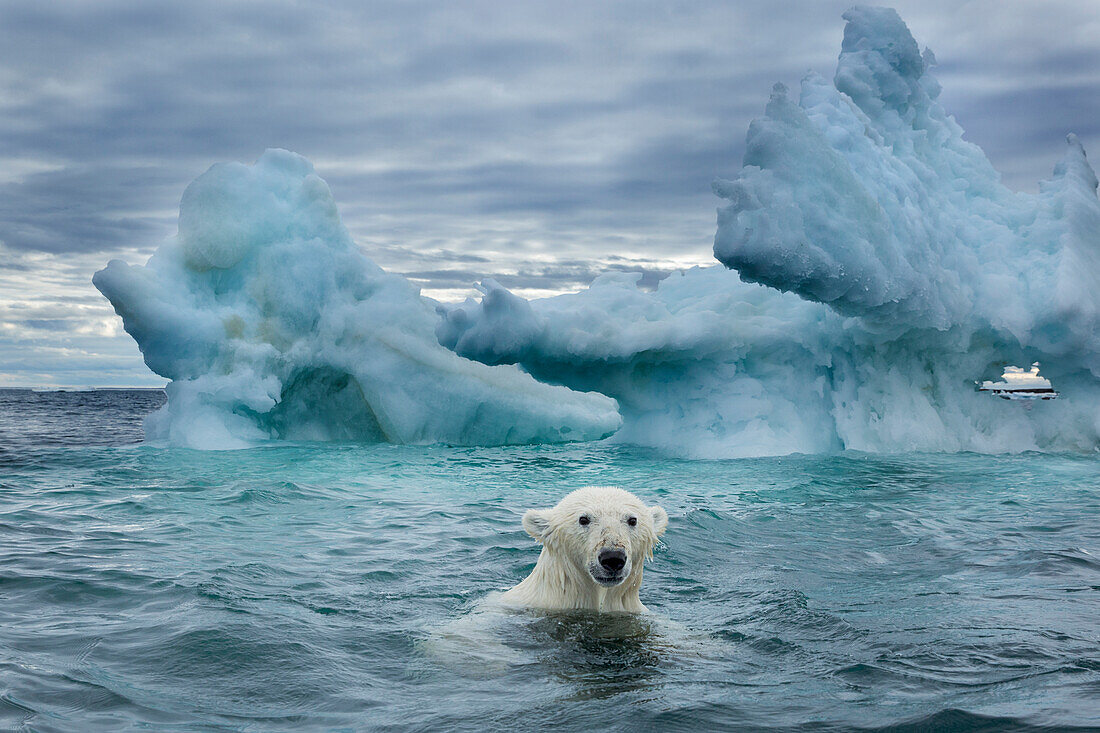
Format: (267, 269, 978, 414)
(0, 165, 178, 254)
(14, 319, 83, 332)
(402, 256, 678, 295)
(0, 0, 837, 262)
(4, 0, 1088, 257)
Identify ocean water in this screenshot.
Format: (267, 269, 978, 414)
(1, 389, 1097, 732)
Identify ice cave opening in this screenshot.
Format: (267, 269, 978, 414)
(978, 364, 1058, 401)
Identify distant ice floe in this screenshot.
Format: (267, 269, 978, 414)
(97, 7, 1100, 454)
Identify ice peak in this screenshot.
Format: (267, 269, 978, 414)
(1051, 133, 1099, 194)
(836, 6, 931, 116)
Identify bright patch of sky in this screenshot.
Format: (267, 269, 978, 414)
(981, 364, 1054, 392)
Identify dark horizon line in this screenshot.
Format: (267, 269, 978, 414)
(0, 385, 167, 391)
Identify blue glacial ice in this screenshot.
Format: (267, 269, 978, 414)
(93, 151, 620, 449)
(439, 6, 1100, 456)
(97, 6, 1100, 455)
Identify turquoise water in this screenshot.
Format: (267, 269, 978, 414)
(1, 390, 1098, 731)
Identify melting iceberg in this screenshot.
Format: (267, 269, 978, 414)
(93, 151, 620, 449)
(97, 6, 1100, 455)
(438, 6, 1100, 456)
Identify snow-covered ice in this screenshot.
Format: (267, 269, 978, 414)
(97, 7, 1100, 454)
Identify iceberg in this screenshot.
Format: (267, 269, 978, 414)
(97, 6, 1100, 455)
(93, 150, 620, 449)
(438, 6, 1100, 456)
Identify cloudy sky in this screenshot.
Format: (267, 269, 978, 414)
(2, 0, 1099, 387)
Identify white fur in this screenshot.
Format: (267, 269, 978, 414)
(499, 486, 668, 613)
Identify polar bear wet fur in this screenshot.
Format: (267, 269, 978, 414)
(500, 486, 668, 613)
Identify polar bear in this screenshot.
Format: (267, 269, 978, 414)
(499, 486, 668, 613)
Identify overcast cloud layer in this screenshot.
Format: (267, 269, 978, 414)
(2, 0, 1099, 386)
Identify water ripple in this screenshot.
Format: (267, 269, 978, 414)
(1, 390, 1098, 730)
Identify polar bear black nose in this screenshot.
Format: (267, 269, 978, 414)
(598, 548, 627, 573)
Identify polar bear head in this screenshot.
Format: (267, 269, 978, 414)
(521, 486, 668, 591)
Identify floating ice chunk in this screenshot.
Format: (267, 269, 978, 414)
(94, 150, 620, 448)
(435, 268, 812, 455)
(441, 7, 1100, 456)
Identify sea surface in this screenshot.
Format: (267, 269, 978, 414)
(1, 388, 1098, 732)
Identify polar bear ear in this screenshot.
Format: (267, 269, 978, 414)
(522, 508, 553, 541)
(650, 505, 668, 536)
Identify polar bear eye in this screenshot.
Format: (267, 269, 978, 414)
(578, 515, 590, 526)
(627, 516, 637, 527)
